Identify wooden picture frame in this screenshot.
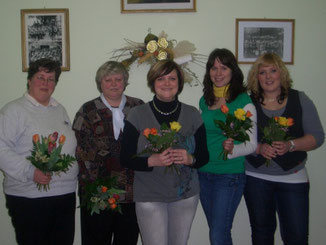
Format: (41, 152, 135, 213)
(236, 19, 295, 64)
(121, 0, 196, 13)
(21, 9, 70, 72)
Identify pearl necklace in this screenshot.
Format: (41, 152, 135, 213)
(152, 100, 179, 116)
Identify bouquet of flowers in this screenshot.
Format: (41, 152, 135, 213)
(214, 105, 253, 160)
(140, 121, 182, 174)
(26, 132, 76, 191)
(82, 177, 126, 215)
(111, 29, 207, 86)
(261, 116, 294, 166)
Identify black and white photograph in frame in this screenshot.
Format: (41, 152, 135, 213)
(21, 9, 70, 71)
(121, 0, 196, 13)
(236, 19, 295, 64)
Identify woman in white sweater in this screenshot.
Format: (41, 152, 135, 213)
(0, 58, 78, 245)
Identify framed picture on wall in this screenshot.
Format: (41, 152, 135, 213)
(121, 0, 196, 13)
(236, 19, 295, 64)
(21, 9, 70, 72)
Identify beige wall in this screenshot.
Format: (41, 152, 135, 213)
(1, 0, 325, 244)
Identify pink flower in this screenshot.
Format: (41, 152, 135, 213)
(48, 132, 58, 143)
(48, 142, 56, 154)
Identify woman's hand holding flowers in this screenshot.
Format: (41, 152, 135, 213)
(222, 138, 234, 156)
(272, 141, 291, 156)
(257, 143, 277, 160)
(148, 148, 174, 167)
(33, 168, 51, 185)
(259, 116, 294, 166)
(215, 105, 253, 160)
(170, 149, 192, 165)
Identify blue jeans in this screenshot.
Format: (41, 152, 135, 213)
(244, 175, 309, 245)
(198, 172, 246, 245)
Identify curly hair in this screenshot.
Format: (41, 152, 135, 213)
(247, 53, 292, 104)
(27, 58, 61, 89)
(203, 48, 246, 106)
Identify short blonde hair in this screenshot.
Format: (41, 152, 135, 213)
(95, 61, 129, 93)
(247, 53, 292, 103)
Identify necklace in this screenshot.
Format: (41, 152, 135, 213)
(265, 98, 276, 102)
(152, 100, 179, 116)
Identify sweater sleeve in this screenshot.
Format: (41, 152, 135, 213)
(228, 103, 258, 159)
(0, 104, 35, 182)
(191, 123, 209, 168)
(299, 91, 324, 147)
(120, 121, 153, 171)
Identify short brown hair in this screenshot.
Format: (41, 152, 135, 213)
(27, 58, 61, 89)
(147, 60, 184, 95)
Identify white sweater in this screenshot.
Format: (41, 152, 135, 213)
(0, 94, 78, 198)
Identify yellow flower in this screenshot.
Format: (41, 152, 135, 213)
(157, 37, 168, 49)
(146, 40, 158, 53)
(157, 50, 168, 60)
(234, 108, 246, 121)
(170, 121, 182, 132)
(278, 117, 288, 127)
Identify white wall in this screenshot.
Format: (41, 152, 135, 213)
(1, 0, 325, 244)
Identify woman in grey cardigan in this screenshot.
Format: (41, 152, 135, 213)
(120, 60, 209, 245)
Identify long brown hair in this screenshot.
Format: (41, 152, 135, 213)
(203, 48, 246, 106)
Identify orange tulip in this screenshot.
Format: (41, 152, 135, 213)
(101, 186, 108, 193)
(150, 128, 158, 136)
(59, 135, 66, 145)
(32, 134, 40, 144)
(221, 104, 229, 114)
(143, 128, 151, 138)
(246, 111, 253, 118)
(110, 203, 117, 210)
(287, 117, 294, 126)
(108, 197, 116, 205)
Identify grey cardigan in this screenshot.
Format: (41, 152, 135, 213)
(126, 102, 203, 202)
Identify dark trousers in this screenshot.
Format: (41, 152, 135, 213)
(80, 200, 139, 245)
(244, 175, 309, 245)
(6, 192, 76, 245)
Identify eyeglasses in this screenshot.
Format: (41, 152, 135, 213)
(35, 76, 56, 84)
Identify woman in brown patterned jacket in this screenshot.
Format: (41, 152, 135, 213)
(73, 61, 143, 245)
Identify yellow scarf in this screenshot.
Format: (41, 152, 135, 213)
(213, 84, 230, 98)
